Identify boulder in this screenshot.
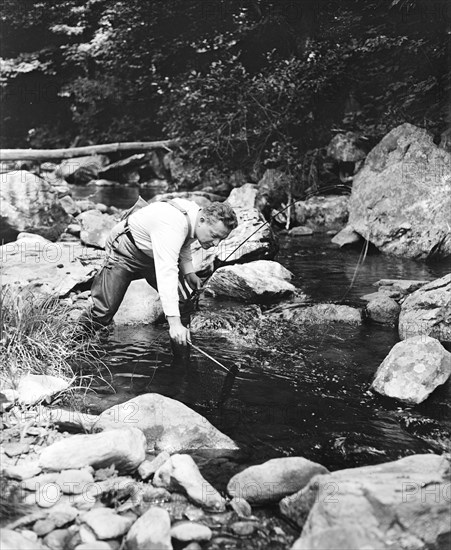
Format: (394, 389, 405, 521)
(125, 507, 172, 550)
(205, 260, 296, 303)
(114, 280, 164, 325)
(92, 394, 238, 453)
(0, 170, 72, 240)
(227, 457, 328, 504)
(365, 295, 401, 325)
(348, 123, 451, 259)
(80, 508, 134, 540)
(398, 274, 451, 342)
(57, 155, 109, 185)
(371, 335, 451, 404)
(227, 184, 258, 209)
(268, 303, 362, 325)
(153, 454, 225, 511)
(294, 196, 349, 230)
(0, 235, 104, 297)
(281, 454, 451, 550)
(326, 132, 367, 163)
(77, 210, 119, 249)
(39, 427, 146, 473)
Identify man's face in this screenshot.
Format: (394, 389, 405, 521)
(196, 218, 231, 249)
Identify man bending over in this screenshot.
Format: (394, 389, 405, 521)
(86, 199, 238, 346)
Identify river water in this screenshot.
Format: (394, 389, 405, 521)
(72, 185, 451, 475)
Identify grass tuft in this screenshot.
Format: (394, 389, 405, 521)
(0, 286, 107, 392)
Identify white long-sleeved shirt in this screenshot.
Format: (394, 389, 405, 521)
(128, 198, 200, 317)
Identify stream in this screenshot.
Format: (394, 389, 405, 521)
(72, 185, 451, 479)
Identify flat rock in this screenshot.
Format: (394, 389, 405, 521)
(33, 519, 56, 536)
(14, 374, 71, 406)
(125, 506, 172, 550)
(230, 521, 257, 536)
(35, 482, 62, 508)
(154, 454, 226, 511)
(80, 508, 134, 540)
(289, 226, 314, 236)
(205, 260, 296, 303)
(43, 528, 70, 550)
(0, 236, 104, 297)
(55, 469, 94, 494)
(4, 462, 42, 480)
(280, 454, 451, 550)
(227, 457, 329, 504)
(371, 335, 451, 404)
(348, 123, 451, 259)
(170, 521, 212, 542)
(47, 504, 79, 527)
(398, 273, 451, 342)
(39, 427, 146, 473)
(92, 394, 238, 453)
(3, 441, 30, 457)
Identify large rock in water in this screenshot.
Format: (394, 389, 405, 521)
(398, 273, 451, 342)
(92, 394, 238, 453)
(205, 260, 296, 302)
(0, 234, 104, 297)
(371, 335, 451, 404)
(281, 454, 451, 550)
(114, 280, 164, 325)
(227, 183, 258, 209)
(77, 210, 119, 249)
(39, 427, 146, 473)
(347, 123, 451, 259)
(227, 457, 329, 504)
(0, 170, 72, 240)
(294, 195, 349, 230)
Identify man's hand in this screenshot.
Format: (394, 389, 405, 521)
(185, 272, 202, 291)
(167, 316, 190, 346)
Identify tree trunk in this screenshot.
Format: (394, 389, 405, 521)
(0, 140, 178, 161)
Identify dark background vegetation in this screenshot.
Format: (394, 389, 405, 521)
(1, 0, 449, 186)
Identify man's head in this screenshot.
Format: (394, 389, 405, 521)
(195, 201, 238, 249)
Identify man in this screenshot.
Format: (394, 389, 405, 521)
(86, 198, 238, 346)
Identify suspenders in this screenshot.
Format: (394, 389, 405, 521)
(124, 199, 192, 249)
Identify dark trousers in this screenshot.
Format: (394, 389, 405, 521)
(88, 221, 193, 330)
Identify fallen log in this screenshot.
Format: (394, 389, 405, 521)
(0, 140, 178, 161)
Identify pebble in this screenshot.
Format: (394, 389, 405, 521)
(80, 508, 134, 540)
(36, 482, 62, 508)
(170, 521, 212, 542)
(4, 462, 42, 480)
(230, 521, 257, 536)
(138, 451, 170, 480)
(56, 468, 94, 494)
(126, 507, 172, 550)
(48, 504, 79, 527)
(43, 528, 70, 550)
(230, 496, 253, 518)
(33, 518, 56, 536)
(75, 543, 113, 550)
(3, 442, 30, 457)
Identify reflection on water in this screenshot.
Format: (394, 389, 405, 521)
(86, 230, 451, 472)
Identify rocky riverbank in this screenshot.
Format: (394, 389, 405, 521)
(1, 123, 451, 548)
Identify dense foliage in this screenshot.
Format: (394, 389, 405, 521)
(1, 0, 448, 186)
